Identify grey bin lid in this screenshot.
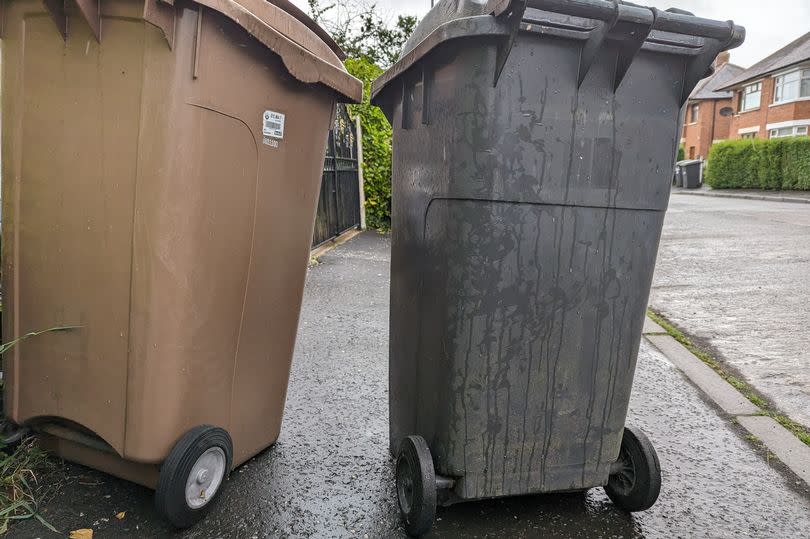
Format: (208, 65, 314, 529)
(371, 0, 744, 108)
(677, 160, 704, 166)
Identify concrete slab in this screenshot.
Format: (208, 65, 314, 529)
(646, 334, 760, 416)
(643, 317, 666, 334)
(738, 416, 810, 486)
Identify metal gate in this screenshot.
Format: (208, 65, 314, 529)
(313, 104, 362, 247)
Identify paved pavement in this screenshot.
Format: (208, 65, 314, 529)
(10, 232, 810, 538)
(652, 194, 810, 428)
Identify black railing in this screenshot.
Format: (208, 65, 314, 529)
(313, 105, 362, 247)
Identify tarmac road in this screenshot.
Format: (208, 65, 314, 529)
(651, 194, 810, 429)
(10, 232, 810, 538)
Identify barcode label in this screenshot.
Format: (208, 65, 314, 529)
(262, 110, 285, 139)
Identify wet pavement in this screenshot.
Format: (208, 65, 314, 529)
(651, 195, 810, 428)
(673, 186, 810, 203)
(11, 232, 810, 538)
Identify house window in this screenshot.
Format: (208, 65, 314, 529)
(739, 82, 761, 111)
(689, 103, 699, 123)
(741, 132, 757, 140)
(688, 146, 696, 159)
(769, 126, 809, 138)
(774, 69, 810, 103)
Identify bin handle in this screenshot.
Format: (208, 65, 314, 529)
(492, 0, 528, 86)
(521, 0, 744, 47)
(490, 0, 744, 96)
(574, 0, 620, 87)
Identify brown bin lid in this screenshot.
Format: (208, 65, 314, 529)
(184, 0, 362, 102)
(35, 0, 362, 103)
(265, 0, 346, 60)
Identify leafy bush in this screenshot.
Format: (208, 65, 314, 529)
(705, 137, 810, 190)
(345, 57, 392, 229)
(782, 137, 810, 190)
(704, 140, 758, 189)
(677, 145, 685, 161)
(307, 2, 417, 229)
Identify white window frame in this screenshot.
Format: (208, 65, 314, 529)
(689, 103, 699, 124)
(739, 81, 762, 112)
(769, 126, 808, 138)
(772, 67, 810, 105)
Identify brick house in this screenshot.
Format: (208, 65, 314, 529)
(680, 52, 744, 159)
(720, 31, 810, 141)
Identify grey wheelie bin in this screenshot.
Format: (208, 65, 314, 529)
(674, 165, 685, 187)
(678, 159, 705, 188)
(1, 0, 361, 529)
(371, 0, 743, 535)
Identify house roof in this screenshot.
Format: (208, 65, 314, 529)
(689, 63, 746, 100)
(720, 31, 810, 90)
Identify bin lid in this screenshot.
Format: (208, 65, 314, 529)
(265, 0, 347, 60)
(677, 159, 703, 166)
(372, 0, 744, 105)
(191, 0, 363, 102)
(37, 0, 363, 103)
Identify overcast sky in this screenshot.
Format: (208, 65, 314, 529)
(291, 0, 810, 68)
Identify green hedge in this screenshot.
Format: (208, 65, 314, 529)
(344, 57, 392, 230)
(705, 137, 810, 190)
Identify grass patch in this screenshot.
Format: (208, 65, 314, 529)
(0, 437, 57, 534)
(647, 309, 810, 449)
(0, 324, 81, 534)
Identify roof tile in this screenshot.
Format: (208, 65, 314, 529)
(690, 63, 746, 100)
(720, 31, 810, 90)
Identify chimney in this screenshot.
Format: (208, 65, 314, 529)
(715, 51, 731, 68)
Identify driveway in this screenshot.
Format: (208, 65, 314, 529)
(8, 232, 810, 538)
(651, 194, 810, 428)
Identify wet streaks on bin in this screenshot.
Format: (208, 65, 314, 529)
(374, 0, 744, 505)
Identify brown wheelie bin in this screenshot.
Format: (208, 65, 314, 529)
(0, 0, 361, 527)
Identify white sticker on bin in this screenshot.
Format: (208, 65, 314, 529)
(263, 111, 285, 139)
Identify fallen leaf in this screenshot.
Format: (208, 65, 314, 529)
(69, 530, 93, 539)
(116, 512, 126, 520)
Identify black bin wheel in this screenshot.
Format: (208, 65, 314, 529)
(155, 425, 233, 528)
(605, 426, 662, 512)
(396, 435, 437, 537)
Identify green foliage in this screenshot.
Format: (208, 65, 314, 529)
(0, 326, 80, 533)
(704, 140, 756, 189)
(781, 137, 810, 190)
(705, 137, 810, 190)
(677, 145, 685, 162)
(307, 1, 419, 228)
(756, 139, 784, 190)
(308, 0, 417, 68)
(0, 438, 57, 534)
(0, 326, 81, 356)
(647, 309, 810, 449)
(345, 57, 392, 230)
